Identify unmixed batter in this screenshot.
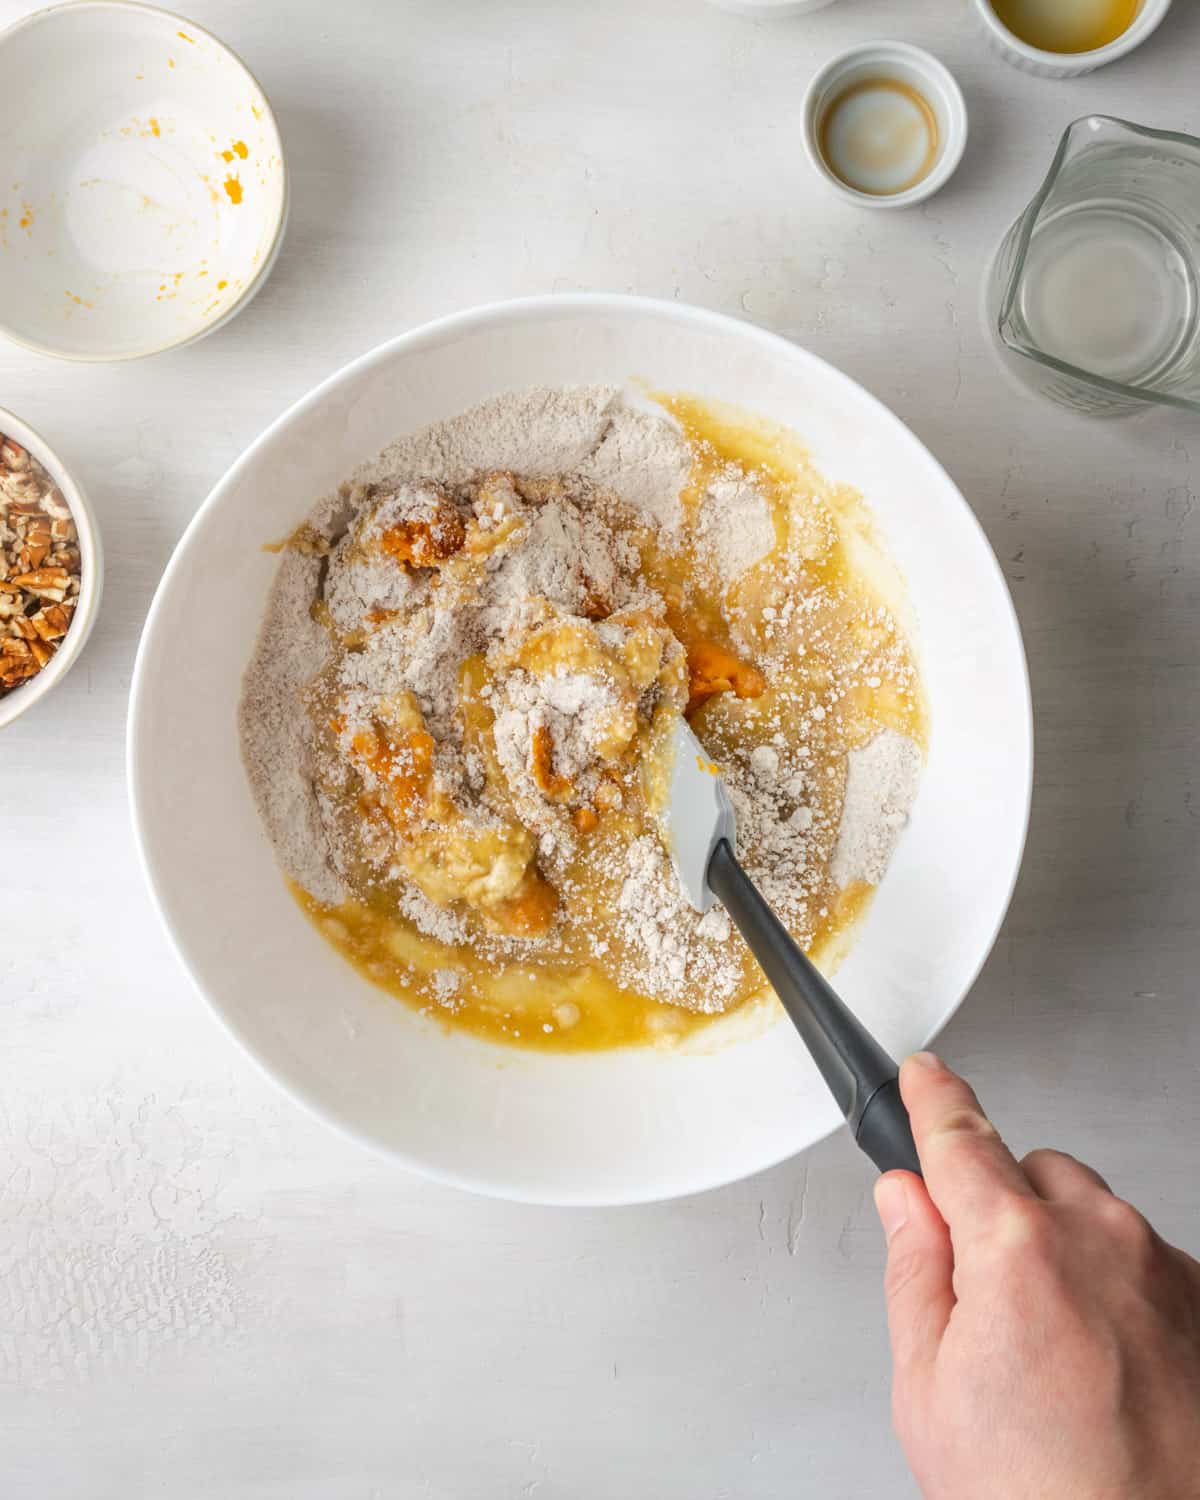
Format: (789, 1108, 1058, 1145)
(240, 387, 925, 1050)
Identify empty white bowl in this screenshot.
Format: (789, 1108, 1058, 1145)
(970, 0, 1172, 77)
(0, 407, 103, 729)
(0, 2, 287, 360)
(128, 295, 1032, 1206)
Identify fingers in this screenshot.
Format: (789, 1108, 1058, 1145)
(900, 1052, 1034, 1241)
(1021, 1148, 1112, 1202)
(875, 1171, 955, 1392)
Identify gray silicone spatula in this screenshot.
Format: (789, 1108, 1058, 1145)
(648, 717, 922, 1177)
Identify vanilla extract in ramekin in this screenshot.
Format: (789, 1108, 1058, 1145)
(803, 42, 968, 209)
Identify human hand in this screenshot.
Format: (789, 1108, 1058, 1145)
(875, 1052, 1200, 1500)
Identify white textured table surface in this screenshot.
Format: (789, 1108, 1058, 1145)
(4, 1, 1200, 1494)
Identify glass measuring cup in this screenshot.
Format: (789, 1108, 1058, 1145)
(986, 116, 1200, 417)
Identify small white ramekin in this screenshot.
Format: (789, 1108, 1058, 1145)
(0, 408, 103, 730)
(970, 0, 1172, 77)
(705, 0, 839, 15)
(802, 42, 968, 210)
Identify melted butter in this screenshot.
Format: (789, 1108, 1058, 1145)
(293, 394, 927, 1052)
(296, 879, 710, 1051)
(262, 521, 327, 555)
(989, 0, 1137, 52)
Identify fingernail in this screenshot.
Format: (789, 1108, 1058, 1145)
(874, 1175, 910, 1244)
(908, 1050, 944, 1071)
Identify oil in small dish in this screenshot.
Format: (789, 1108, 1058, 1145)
(817, 78, 939, 198)
(989, 0, 1138, 53)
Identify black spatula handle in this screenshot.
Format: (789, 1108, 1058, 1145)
(706, 839, 921, 1177)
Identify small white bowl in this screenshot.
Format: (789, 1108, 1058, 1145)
(803, 42, 968, 210)
(0, 408, 103, 729)
(970, 0, 1172, 77)
(0, 2, 288, 361)
(705, 0, 839, 16)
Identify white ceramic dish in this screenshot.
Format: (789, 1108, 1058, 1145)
(970, 0, 1172, 77)
(128, 295, 1032, 1206)
(0, 2, 287, 361)
(802, 42, 967, 209)
(705, 0, 839, 16)
(0, 406, 103, 729)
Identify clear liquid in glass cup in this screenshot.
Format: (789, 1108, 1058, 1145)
(987, 116, 1200, 417)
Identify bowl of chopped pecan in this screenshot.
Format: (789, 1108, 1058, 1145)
(0, 408, 102, 727)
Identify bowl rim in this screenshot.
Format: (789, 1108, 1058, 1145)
(0, 404, 104, 729)
(801, 41, 968, 210)
(704, 0, 839, 15)
(969, 0, 1173, 70)
(0, 0, 290, 364)
(127, 292, 1034, 1203)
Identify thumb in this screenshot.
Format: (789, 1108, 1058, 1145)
(875, 1171, 955, 1393)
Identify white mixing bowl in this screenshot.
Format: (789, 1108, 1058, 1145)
(0, 3, 287, 360)
(128, 296, 1032, 1205)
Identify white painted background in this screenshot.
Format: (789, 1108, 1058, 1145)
(3, 1, 1200, 1494)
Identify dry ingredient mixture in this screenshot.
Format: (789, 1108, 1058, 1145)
(0, 434, 81, 696)
(240, 388, 925, 1051)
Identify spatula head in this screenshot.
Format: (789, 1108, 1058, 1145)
(643, 716, 738, 913)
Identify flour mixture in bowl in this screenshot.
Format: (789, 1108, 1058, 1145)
(240, 387, 926, 1050)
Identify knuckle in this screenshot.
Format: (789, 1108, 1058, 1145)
(931, 1107, 1000, 1145)
(1020, 1146, 1065, 1173)
(987, 1200, 1058, 1268)
(1099, 1195, 1152, 1248)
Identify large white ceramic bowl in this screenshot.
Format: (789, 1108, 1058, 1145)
(0, 2, 287, 360)
(128, 296, 1032, 1206)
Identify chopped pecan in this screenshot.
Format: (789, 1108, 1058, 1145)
(0, 432, 81, 698)
(31, 604, 69, 641)
(10, 566, 69, 601)
(0, 439, 29, 471)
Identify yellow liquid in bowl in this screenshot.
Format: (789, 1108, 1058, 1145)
(989, 0, 1138, 53)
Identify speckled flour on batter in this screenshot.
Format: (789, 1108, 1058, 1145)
(239, 386, 926, 1048)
